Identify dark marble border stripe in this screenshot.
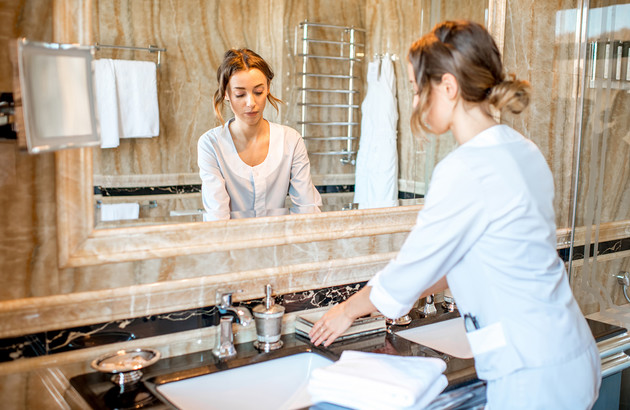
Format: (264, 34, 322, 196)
(0, 282, 366, 362)
(93, 184, 428, 198)
(94, 184, 358, 196)
(557, 237, 630, 262)
(95, 185, 201, 196)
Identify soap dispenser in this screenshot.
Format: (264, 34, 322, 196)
(252, 284, 285, 352)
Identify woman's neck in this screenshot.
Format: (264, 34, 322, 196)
(229, 118, 270, 167)
(230, 118, 268, 142)
(450, 102, 498, 145)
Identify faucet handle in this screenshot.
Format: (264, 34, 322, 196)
(213, 316, 236, 359)
(216, 289, 243, 308)
(422, 294, 437, 317)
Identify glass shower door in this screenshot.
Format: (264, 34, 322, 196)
(572, 1, 630, 318)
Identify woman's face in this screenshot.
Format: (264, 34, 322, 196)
(225, 68, 269, 126)
(407, 62, 453, 135)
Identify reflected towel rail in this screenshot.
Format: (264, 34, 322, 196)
(93, 43, 167, 67)
(302, 39, 365, 47)
(297, 54, 362, 62)
(303, 137, 358, 141)
(310, 150, 358, 156)
(297, 20, 365, 166)
(298, 88, 359, 94)
(298, 103, 359, 108)
(298, 122, 359, 126)
(298, 21, 366, 32)
(96, 200, 157, 209)
(298, 73, 358, 79)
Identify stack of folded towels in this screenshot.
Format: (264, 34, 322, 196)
(308, 351, 447, 410)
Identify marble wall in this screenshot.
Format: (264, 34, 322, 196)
(0, 0, 627, 327)
(0, 0, 630, 382)
(0, 1, 629, 407)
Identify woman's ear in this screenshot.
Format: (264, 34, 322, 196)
(441, 73, 459, 100)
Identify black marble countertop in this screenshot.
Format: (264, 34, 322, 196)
(69, 308, 626, 410)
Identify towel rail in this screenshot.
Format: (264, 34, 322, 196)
(298, 21, 366, 32)
(299, 88, 359, 94)
(303, 39, 365, 47)
(297, 21, 365, 166)
(303, 137, 358, 141)
(298, 73, 358, 79)
(298, 103, 359, 108)
(297, 54, 362, 62)
(93, 43, 167, 67)
(298, 122, 359, 126)
(309, 150, 358, 156)
(95, 200, 157, 209)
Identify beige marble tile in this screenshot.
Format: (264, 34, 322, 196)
(502, 0, 583, 228)
(0, 0, 629, 370)
(576, 89, 630, 225)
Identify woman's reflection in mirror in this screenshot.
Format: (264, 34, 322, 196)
(198, 49, 322, 221)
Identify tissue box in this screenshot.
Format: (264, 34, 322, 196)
(295, 311, 386, 341)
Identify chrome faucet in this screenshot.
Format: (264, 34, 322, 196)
(421, 294, 437, 317)
(217, 291, 253, 326)
(213, 291, 253, 359)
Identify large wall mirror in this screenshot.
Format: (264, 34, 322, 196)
(57, 0, 506, 268)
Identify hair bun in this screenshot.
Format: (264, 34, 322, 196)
(488, 74, 531, 114)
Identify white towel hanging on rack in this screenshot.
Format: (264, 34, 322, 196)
(113, 59, 159, 139)
(93, 59, 119, 148)
(93, 58, 160, 148)
(354, 54, 399, 209)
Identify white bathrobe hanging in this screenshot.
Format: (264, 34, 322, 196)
(354, 55, 399, 209)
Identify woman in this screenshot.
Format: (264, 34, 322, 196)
(310, 21, 600, 409)
(198, 49, 321, 221)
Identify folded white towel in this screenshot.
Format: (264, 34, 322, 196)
(310, 373, 447, 410)
(100, 203, 140, 221)
(308, 351, 447, 410)
(112, 59, 159, 139)
(93, 59, 120, 148)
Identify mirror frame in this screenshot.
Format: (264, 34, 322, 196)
(56, 147, 423, 267)
(56, 1, 508, 269)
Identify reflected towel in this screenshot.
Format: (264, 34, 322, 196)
(93, 59, 119, 148)
(100, 203, 140, 221)
(354, 56, 399, 209)
(308, 351, 447, 410)
(112, 60, 159, 139)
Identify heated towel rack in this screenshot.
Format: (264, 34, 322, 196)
(296, 21, 365, 165)
(586, 40, 629, 89)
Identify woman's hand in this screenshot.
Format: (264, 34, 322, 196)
(309, 302, 355, 347)
(309, 286, 378, 347)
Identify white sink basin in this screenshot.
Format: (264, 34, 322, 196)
(156, 352, 333, 410)
(396, 317, 474, 359)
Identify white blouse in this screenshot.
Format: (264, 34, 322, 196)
(368, 125, 596, 380)
(197, 120, 322, 221)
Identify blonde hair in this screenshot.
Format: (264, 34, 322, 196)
(408, 20, 530, 134)
(213, 48, 284, 125)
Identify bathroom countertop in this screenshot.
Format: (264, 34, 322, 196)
(69, 308, 626, 410)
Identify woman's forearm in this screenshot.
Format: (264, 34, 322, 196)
(342, 285, 378, 319)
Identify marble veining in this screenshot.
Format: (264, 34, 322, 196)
(0, 1, 629, 407)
